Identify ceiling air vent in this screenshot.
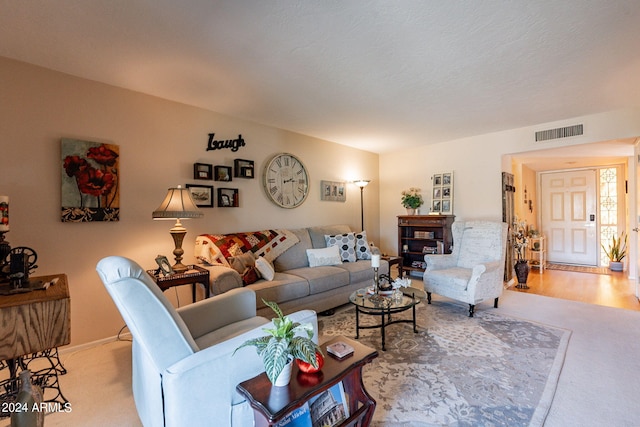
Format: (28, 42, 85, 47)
(535, 124, 583, 142)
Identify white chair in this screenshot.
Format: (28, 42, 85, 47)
(423, 221, 508, 317)
(96, 256, 318, 427)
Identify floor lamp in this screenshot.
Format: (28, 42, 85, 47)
(353, 180, 370, 231)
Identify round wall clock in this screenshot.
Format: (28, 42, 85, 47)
(263, 153, 310, 208)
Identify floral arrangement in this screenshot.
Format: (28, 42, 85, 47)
(511, 217, 529, 261)
(391, 277, 412, 290)
(401, 187, 423, 209)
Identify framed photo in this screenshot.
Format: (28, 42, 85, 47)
(320, 180, 346, 202)
(217, 188, 238, 207)
(433, 174, 442, 186)
(155, 255, 174, 276)
(193, 163, 213, 180)
(234, 159, 254, 178)
(432, 200, 441, 212)
(186, 184, 214, 207)
(214, 165, 232, 181)
(433, 188, 441, 198)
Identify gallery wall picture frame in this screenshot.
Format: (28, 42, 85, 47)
(193, 163, 213, 180)
(431, 171, 454, 214)
(214, 165, 232, 181)
(320, 180, 346, 202)
(186, 184, 214, 208)
(233, 159, 254, 178)
(217, 187, 239, 207)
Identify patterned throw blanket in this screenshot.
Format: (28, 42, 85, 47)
(195, 229, 299, 266)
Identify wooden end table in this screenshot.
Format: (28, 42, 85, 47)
(236, 336, 378, 427)
(382, 255, 403, 278)
(147, 264, 210, 303)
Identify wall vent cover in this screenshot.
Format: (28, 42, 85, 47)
(535, 124, 583, 142)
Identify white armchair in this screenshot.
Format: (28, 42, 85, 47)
(96, 256, 318, 427)
(423, 220, 508, 317)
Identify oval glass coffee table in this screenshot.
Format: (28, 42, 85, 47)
(349, 287, 427, 351)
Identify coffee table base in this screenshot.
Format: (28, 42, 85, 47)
(355, 301, 419, 351)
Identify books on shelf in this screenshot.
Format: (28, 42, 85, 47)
(326, 341, 354, 358)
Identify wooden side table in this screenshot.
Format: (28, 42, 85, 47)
(382, 255, 403, 278)
(237, 336, 378, 427)
(147, 264, 210, 303)
(0, 273, 71, 415)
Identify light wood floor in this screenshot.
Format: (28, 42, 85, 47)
(509, 268, 640, 311)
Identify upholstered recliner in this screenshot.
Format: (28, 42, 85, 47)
(423, 220, 508, 317)
(96, 256, 318, 427)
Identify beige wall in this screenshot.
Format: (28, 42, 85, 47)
(378, 109, 640, 256)
(0, 57, 380, 346)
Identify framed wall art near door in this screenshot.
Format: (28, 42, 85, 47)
(186, 184, 214, 208)
(431, 172, 454, 214)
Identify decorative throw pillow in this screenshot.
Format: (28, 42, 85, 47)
(241, 267, 260, 286)
(354, 231, 373, 260)
(324, 232, 356, 262)
(227, 252, 257, 274)
(255, 256, 275, 281)
(306, 245, 343, 267)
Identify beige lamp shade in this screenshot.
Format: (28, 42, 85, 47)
(152, 186, 204, 220)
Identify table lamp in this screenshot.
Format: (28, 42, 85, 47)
(152, 185, 203, 272)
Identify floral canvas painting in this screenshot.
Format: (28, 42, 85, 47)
(61, 138, 120, 222)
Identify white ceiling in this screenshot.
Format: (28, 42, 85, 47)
(1, 1, 640, 155)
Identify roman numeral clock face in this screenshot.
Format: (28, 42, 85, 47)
(263, 153, 310, 208)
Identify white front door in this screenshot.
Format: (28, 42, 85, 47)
(540, 169, 598, 265)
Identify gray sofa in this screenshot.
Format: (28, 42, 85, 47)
(196, 224, 389, 317)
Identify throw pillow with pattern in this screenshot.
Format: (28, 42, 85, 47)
(324, 232, 356, 262)
(354, 231, 373, 260)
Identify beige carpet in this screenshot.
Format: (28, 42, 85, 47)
(2, 290, 640, 427)
(545, 263, 610, 275)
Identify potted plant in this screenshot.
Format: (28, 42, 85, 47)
(401, 187, 423, 214)
(602, 231, 627, 271)
(235, 300, 322, 386)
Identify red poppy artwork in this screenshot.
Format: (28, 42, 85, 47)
(61, 138, 120, 222)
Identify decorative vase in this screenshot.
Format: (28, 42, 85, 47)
(273, 360, 293, 387)
(406, 208, 415, 215)
(514, 259, 530, 289)
(10, 370, 44, 427)
(609, 261, 624, 272)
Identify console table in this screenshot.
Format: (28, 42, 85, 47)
(0, 273, 71, 416)
(236, 336, 378, 427)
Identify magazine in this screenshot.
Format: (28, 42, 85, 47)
(308, 382, 350, 427)
(276, 402, 312, 427)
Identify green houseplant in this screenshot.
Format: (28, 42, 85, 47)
(235, 300, 322, 385)
(602, 231, 627, 271)
(401, 187, 423, 210)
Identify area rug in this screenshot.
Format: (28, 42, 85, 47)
(318, 301, 571, 427)
(545, 263, 610, 275)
